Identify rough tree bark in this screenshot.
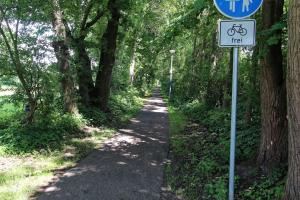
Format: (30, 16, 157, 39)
(205, 30, 222, 107)
(222, 48, 233, 109)
(73, 38, 94, 106)
(129, 39, 137, 85)
(71, 3, 105, 106)
(282, 1, 300, 199)
(245, 46, 259, 123)
(51, 0, 77, 114)
(62, 2, 105, 107)
(93, 0, 120, 111)
(257, 0, 287, 171)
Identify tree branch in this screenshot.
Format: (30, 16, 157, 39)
(62, 18, 74, 41)
(14, 6, 20, 44)
(84, 8, 105, 31)
(80, 0, 94, 32)
(79, 0, 105, 38)
(0, 25, 17, 67)
(0, 25, 32, 101)
(3, 17, 16, 47)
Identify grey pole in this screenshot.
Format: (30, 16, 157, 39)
(229, 47, 239, 200)
(169, 50, 175, 99)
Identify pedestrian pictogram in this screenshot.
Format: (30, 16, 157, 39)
(242, 0, 253, 12)
(226, 0, 239, 12)
(214, 0, 263, 19)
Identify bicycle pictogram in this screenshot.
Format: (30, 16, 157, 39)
(227, 24, 247, 36)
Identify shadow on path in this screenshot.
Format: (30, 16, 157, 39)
(35, 89, 169, 200)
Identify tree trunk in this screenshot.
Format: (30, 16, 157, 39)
(257, 0, 287, 171)
(0, 14, 39, 124)
(245, 46, 259, 123)
(92, 0, 120, 111)
(51, 0, 77, 114)
(189, 30, 198, 98)
(223, 48, 233, 108)
(129, 39, 137, 85)
(25, 100, 37, 124)
(282, 1, 300, 199)
(73, 38, 94, 106)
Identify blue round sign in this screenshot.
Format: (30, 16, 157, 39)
(214, 0, 263, 19)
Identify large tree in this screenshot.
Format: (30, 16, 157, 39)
(51, 0, 77, 114)
(92, 0, 121, 111)
(257, 0, 287, 171)
(62, 0, 106, 106)
(282, 0, 300, 199)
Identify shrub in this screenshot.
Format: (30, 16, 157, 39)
(79, 107, 107, 127)
(204, 176, 228, 200)
(0, 114, 84, 155)
(181, 100, 208, 121)
(108, 87, 143, 125)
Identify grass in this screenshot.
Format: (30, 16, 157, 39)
(0, 98, 21, 130)
(0, 164, 53, 200)
(0, 88, 145, 200)
(165, 105, 187, 198)
(168, 106, 187, 136)
(0, 127, 115, 200)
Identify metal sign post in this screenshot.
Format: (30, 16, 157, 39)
(213, 0, 263, 200)
(229, 47, 239, 200)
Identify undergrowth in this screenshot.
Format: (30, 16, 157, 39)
(0, 87, 144, 199)
(0, 87, 143, 155)
(166, 100, 285, 200)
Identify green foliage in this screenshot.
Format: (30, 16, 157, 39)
(166, 97, 283, 200)
(108, 87, 144, 125)
(238, 168, 285, 200)
(0, 100, 22, 130)
(167, 106, 214, 199)
(180, 100, 208, 121)
(167, 106, 187, 157)
(79, 88, 143, 127)
(0, 0, 290, 199)
(168, 106, 187, 135)
(0, 86, 144, 155)
(196, 158, 219, 177)
(0, 126, 115, 200)
(241, 181, 284, 200)
(202, 108, 231, 133)
(79, 107, 108, 127)
(0, 114, 84, 155)
(204, 176, 228, 200)
(181, 100, 261, 161)
(264, 19, 287, 46)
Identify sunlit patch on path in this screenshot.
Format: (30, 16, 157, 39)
(35, 89, 169, 200)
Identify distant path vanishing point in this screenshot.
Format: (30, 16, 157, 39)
(36, 89, 169, 200)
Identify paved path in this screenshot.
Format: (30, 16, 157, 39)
(37, 90, 169, 200)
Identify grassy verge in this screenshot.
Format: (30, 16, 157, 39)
(0, 128, 115, 200)
(0, 88, 144, 200)
(168, 106, 187, 136)
(165, 105, 187, 198)
(166, 100, 285, 200)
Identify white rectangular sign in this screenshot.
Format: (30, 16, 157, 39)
(218, 19, 256, 47)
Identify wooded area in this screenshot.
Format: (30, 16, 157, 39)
(0, 0, 299, 199)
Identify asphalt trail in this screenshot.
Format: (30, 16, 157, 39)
(37, 89, 169, 200)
